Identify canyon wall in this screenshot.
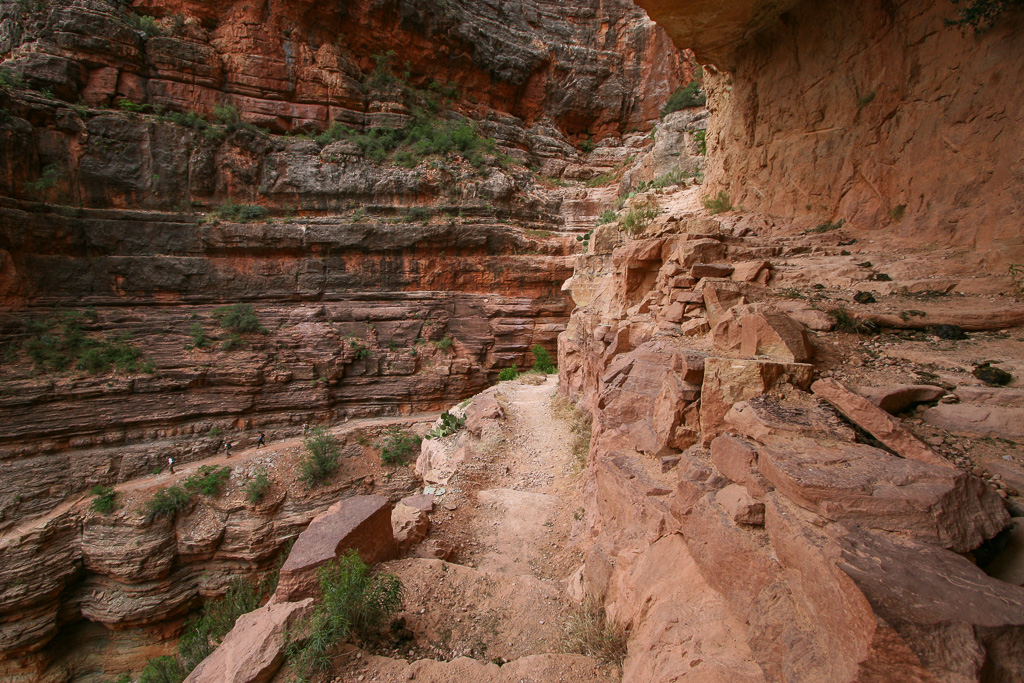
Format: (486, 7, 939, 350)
(636, 0, 1024, 265)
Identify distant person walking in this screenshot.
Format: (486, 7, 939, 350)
(256, 432, 266, 448)
(167, 457, 175, 474)
(224, 441, 232, 458)
(303, 423, 309, 435)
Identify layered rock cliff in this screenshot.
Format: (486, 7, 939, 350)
(636, 0, 1024, 264)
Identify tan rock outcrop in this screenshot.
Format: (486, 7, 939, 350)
(184, 598, 314, 683)
(274, 495, 396, 602)
(392, 503, 430, 555)
(712, 306, 813, 362)
(855, 384, 945, 415)
(922, 403, 1024, 441)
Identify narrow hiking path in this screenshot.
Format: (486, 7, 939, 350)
(334, 376, 617, 683)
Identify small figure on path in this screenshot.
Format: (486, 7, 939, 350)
(167, 457, 175, 474)
(256, 432, 265, 448)
(303, 423, 309, 435)
(225, 442, 232, 458)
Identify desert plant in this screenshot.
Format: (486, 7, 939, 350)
(214, 303, 267, 335)
(137, 655, 186, 683)
(946, 0, 1024, 30)
(579, 138, 597, 153)
(208, 426, 223, 438)
(299, 427, 340, 488)
(287, 550, 404, 678)
(620, 200, 659, 237)
(531, 344, 556, 374)
(552, 393, 592, 472)
(694, 129, 707, 155)
(127, 13, 162, 37)
(431, 334, 455, 352)
(497, 367, 519, 381)
(183, 465, 231, 497)
(90, 485, 117, 513)
(596, 209, 617, 225)
(24, 162, 65, 197)
(662, 80, 706, 115)
(187, 323, 208, 349)
(827, 307, 878, 334)
(702, 190, 733, 214)
(426, 410, 466, 439)
(561, 597, 628, 665)
(143, 485, 192, 521)
(804, 218, 845, 234)
(244, 470, 271, 503)
(379, 427, 421, 465)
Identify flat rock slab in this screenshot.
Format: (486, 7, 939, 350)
(854, 384, 945, 414)
(954, 385, 1024, 406)
(275, 495, 395, 602)
(348, 653, 616, 683)
(185, 598, 313, 683)
(813, 378, 950, 467)
(756, 436, 1008, 552)
(922, 403, 1024, 440)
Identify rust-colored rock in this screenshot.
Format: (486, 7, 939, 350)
(275, 495, 396, 603)
(184, 598, 314, 683)
(854, 384, 945, 415)
(712, 307, 813, 363)
(715, 484, 765, 525)
(710, 434, 773, 499)
(392, 502, 430, 555)
(922, 403, 1024, 441)
(812, 379, 951, 467)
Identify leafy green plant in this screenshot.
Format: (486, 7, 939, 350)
(245, 470, 271, 503)
(127, 13, 162, 37)
(187, 322, 208, 349)
(889, 204, 907, 221)
(90, 485, 117, 514)
(208, 426, 223, 438)
(379, 427, 421, 465)
(205, 201, 269, 224)
(804, 218, 845, 234)
(426, 411, 466, 439)
(579, 138, 597, 154)
(946, 0, 1024, 30)
(662, 80, 706, 115)
(287, 550, 404, 679)
(702, 190, 733, 215)
(299, 427, 340, 488)
(596, 209, 617, 225)
(620, 201, 659, 236)
(405, 206, 431, 223)
(347, 337, 371, 359)
(183, 465, 231, 497)
(694, 129, 707, 155)
(214, 303, 267, 335)
(138, 655, 186, 683)
(432, 335, 455, 352)
(531, 344, 556, 374)
(857, 90, 876, 107)
(143, 485, 191, 521)
(497, 367, 519, 381)
(21, 312, 153, 375)
(24, 162, 65, 197)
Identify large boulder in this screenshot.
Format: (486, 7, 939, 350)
(274, 495, 396, 602)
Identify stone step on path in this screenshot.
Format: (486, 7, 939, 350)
(334, 377, 615, 683)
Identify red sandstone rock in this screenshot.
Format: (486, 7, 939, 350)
(710, 434, 773, 498)
(680, 317, 710, 336)
(274, 496, 396, 602)
(712, 308, 813, 363)
(392, 503, 430, 555)
(464, 393, 504, 437)
(691, 262, 735, 279)
(184, 598, 314, 683)
(812, 379, 951, 467)
(756, 436, 1008, 552)
(922, 403, 1024, 440)
(854, 384, 945, 415)
(698, 357, 814, 445)
(731, 260, 770, 283)
(716, 484, 765, 525)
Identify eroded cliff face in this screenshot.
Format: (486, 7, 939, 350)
(637, 0, 1024, 264)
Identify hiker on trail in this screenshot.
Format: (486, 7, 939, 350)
(225, 442, 232, 458)
(303, 423, 309, 435)
(168, 457, 175, 474)
(256, 432, 265, 448)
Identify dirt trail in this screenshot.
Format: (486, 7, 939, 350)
(335, 376, 616, 683)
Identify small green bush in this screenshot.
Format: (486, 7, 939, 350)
(183, 465, 231, 497)
(287, 550, 404, 678)
(245, 470, 271, 503)
(531, 344, 556, 374)
(24, 162, 65, 196)
(497, 367, 519, 381)
(946, 0, 1024, 30)
(662, 80, 706, 115)
(405, 206, 431, 223)
(214, 303, 267, 335)
(138, 656, 186, 683)
(702, 190, 733, 215)
(804, 218, 845, 234)
(299, 427, 340, 488)
(208, 426, 223, 438)
(694, 130, 707, 155)
(379, 427, 421, 465)
(208, 201, 269, 224)
(90, 485, 117, 514)
(127, 13, 162, 37)
(432, 335, 455, 352)
(596, 209, 617, 225)
(620, 203, 659, 236)
(579, 138, 597, 153)
(143, 485, 191, 521)
(560, 597, 628, 665)
(426, 410, 466, 439)
(188, 322, 208, 349)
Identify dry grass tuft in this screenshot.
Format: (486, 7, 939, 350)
(552, 392, 592, 472)
(561, 597, 629, 665)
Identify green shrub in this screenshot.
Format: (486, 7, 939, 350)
(702, 190, 733, 215)
(208, 201, 269, 224)
(287, 550, 404, 678)
(426, 411, 465, 439)
(208, 426, 223, 438)
(946, 0, 1024, 30)
(213, 104, 242, 127)
(596, 209, 617, 225)
(21, 312, 152, 375)
(127, 13, 162, 37)
(579, 138, 597, 154)
(245, 470, 271, 503)
(24, 162, 65, 196)
(531, 344, 556, 374)
(138, 655, 186, 683)
(379, 427, 421, 465)
(662, 80, 706, 115)
(183, 465, 231, 497)
(214, 303, 267, 335)
(620, 202, 659, 236)
(90, 485, 117, 514)
(497, 367, 519, 381)
(694, 130, 707, 155)
(299, 427, 340, 488)
(177, 575, 265, 670)
(404, 206, 431, 223)
(431, 335, 454, 352)
(143, 485, 191, 521)
(560, 597, 628, 665)
(347, 337, 371, 359)
(188, 323, 208, 349)
(804, 218, 845, 234)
